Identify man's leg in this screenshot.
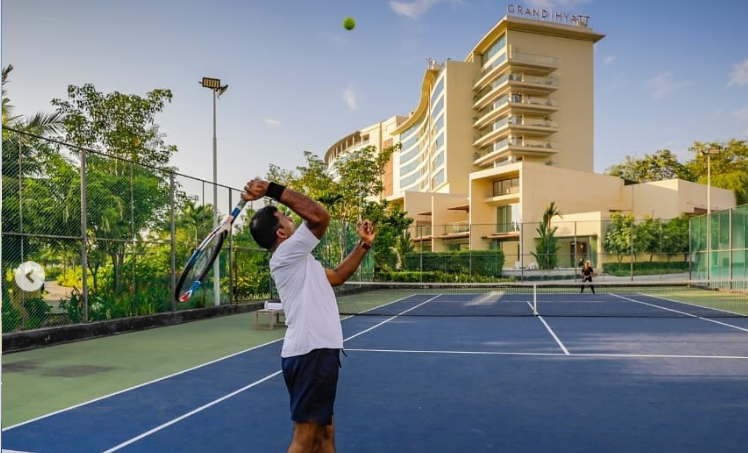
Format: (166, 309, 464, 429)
(320, 418, 336, 453)
(287, 421, 326, 453)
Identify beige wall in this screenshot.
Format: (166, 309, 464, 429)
(431, 194, 469, 251)
(519, 162, 624, 223)
(507, 30, 595, 172)
(444, 60, 480, 195)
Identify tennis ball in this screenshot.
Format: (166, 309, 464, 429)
(343, 17, 356, 30)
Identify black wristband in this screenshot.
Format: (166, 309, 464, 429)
(266, 182, 285, 202)
(358, 241, 371, 250)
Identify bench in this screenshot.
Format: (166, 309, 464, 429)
(254, 301, 285, 330)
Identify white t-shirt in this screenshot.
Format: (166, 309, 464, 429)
(270, 223, 344, 358)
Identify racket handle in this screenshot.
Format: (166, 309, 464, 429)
(229, 197, 248, 220)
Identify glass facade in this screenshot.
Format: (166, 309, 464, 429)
(690, 204, 748, 280)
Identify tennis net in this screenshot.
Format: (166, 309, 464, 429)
(332, 280, 748, 318)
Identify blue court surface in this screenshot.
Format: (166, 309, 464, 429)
(3, 294, 748, 453)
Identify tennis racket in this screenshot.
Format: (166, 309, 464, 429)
(175, 198, 247, 303)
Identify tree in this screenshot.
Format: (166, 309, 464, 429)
(688, 140, 748, 205)
(330, 144, 399, 221)
(531, 202, 561, 270)
(636, 217, 662, 262)
(260, 143, 408, 275)
(662, 215, 689, 262)
(603, 212, 636, 263)
(606, 149, 692, 182)
(50, 84, 177, 293)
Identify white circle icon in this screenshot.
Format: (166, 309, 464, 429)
(14, 261, 46, 292)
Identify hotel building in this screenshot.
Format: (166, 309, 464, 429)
(324, 14, 736, 269)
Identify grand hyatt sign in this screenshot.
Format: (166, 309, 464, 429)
(507, 4, 590, 26)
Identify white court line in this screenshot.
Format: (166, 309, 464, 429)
(526, 301, 569, 355)
(4, 291, 427, 433)
(344, 294, 443, 342)
(345, 348, 748, 360)
(97, 295, 441, 452)
(2, 450, 45, 453)
(99, 371, 282, 453)
(636, 291, 746, 317)
(96, 298, 439, 453)
(611, 294, 748, 334)
(1, 337, 285, 432)
(6, 295, 423, 452)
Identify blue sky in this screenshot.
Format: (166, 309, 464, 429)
(3, 0, 748, 193)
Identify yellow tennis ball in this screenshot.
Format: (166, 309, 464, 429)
(343, 17, 356, 30)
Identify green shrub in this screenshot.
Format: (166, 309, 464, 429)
(403, 250, 505, 277)
(602, 261, 689, 276)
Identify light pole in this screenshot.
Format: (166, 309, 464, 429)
(701, 146, 721, 281)
(200, 77, 228, 306)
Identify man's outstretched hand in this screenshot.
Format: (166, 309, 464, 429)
(357, 220, 376, 245)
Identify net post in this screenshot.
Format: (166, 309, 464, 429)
(533, 283, 538, 315)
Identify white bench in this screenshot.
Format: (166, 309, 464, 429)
(254, 301, 285, 330)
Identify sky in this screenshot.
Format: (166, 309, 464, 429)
(3, 0, 748, 194)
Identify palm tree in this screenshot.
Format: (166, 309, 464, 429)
(531, 202, 561, 270)
(2, 64, 65, 136)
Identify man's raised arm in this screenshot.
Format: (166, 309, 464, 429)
(241, 179, 330, 239)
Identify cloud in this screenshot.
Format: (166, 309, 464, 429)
(265, 119, 281, 126)
(343, 84, 358, 110)
(389, 0, 462, 20)
(603, 56, 615, 65)
(646, 72, 692, 99)
(727, 58, 748, 87)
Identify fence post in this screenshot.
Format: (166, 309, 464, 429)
(17, 135, 26, 329)
(520, 222, 524, 282)
(630, 219, 635, 281)
(228, 190, 234, 305)
(130, 163, 136, 316)
(729, 209, 733, 284)
(170, 172, 176, 312)
(80, 146, 89, 323)
(573, 221, 578, 282)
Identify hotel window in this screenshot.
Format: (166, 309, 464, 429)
(431, 96, 445, 120)
(401, 156, 423, 175)
(432, 169, 445, 188)
(481, 33, 506, 67)
(496, 203, 520, 233)
(432, 151, 444, 169)
(493, 177, 520, 196)
(433, 113, 445, 133)
(434, 132, 445, 150)
(430, 77, 444, 104)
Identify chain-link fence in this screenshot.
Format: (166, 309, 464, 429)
(3, 128, 742, 332)
(404, 214, 698, 282)
(1, 129, 275, 333)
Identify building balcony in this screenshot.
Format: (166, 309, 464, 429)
(474, 93, 557, 123)
(473, 138, 558, 167)
(473, 74, 557, 110)
(435, 222, 471, 239)
(411, 225, 432, 239)
(473, 117, 558, 148)
(474, 51, 558, 91)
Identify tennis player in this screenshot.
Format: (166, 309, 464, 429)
(243, 178, 375, 453)
(580, 260, 595, 294)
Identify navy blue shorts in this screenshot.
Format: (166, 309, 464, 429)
(281, 348, 341, 425)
